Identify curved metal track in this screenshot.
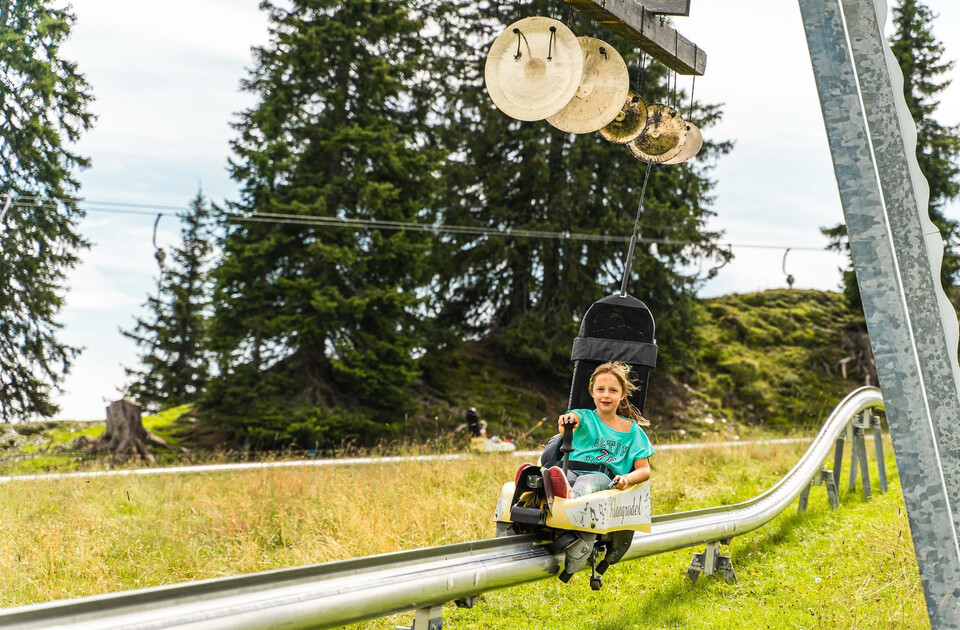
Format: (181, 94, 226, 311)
(0, 387, 883, 630)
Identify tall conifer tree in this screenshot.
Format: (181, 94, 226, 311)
(823, 0, 960, 309)
(0, 1, 94, 421)
(203, 1, 441, 446)
(122, 191, 214, 411)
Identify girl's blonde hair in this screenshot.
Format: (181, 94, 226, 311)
(588, 361, 649, 426)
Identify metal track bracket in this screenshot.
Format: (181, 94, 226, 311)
(687, 541, 737, 584)
(799, 466, 840, 511)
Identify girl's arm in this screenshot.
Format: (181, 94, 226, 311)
(611, 458, 650, 490)
(557, 411, 581, 432)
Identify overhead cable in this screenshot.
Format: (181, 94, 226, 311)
(11, 195, 832, 253)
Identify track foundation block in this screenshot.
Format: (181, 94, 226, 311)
(687, 540, 737, 585)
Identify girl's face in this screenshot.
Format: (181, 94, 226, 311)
(591, 373, 624, 414)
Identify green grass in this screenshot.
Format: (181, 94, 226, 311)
(367, 438, 926, 630)
(0, 435, 927, 628)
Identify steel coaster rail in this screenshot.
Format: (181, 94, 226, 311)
(0, 387, 883, 630)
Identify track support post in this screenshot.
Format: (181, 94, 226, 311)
(849, 413, 872, 499)
(832, 432, 845, 490)
(799, 466, 840, 512)
(687, 540, 737, 584)
(867, 411, 887, 493)
(396, 605, 443, 630)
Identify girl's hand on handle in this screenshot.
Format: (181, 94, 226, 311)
(611, 475, 628, 490)
(557, 413, 579, 432)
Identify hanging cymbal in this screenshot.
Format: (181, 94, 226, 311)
(599, 91, 648, 144)
(627, 104, 687, 163)
(546, 37, 630, 134)
(662, 121, 703, 164)
(484, 17, 584, 122)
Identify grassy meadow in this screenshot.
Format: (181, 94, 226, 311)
(0, 436, 927, 629)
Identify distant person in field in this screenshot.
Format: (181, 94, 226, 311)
(542, 361, 654, 499)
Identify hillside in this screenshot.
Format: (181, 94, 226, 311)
(415, 289, 872, 442)
(689, 289, 873, 428)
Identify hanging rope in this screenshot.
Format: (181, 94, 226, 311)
(513, 28, 529, 60)
(672, 31, 680, 109)
(688, 45, 698, 121)
(619, 161, 656, 297)
(599, 0, 607, 40)
(635, 7, 646, 93)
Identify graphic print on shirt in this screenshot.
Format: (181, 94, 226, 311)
(592, 438, 630, 465)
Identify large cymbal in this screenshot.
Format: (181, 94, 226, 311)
(662, 121, 703, 164)
(599, 91, 648, 144)
(627, 104, 687, 163)
(546, 37, 630, 134)
(484, 17, 584, 122)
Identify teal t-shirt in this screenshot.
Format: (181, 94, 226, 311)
(568, 408, 655, 476)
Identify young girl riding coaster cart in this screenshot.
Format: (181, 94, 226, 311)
(494, 361, 655, 588)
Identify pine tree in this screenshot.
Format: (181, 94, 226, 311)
(0, 1, 94, 421)
(823, 0, 960, 309)
(122, 191, 215, 412)
(426, 1, 731, 380)
(202, 1, 442, 447)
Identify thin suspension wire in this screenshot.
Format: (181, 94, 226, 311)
(620, 162, 654, 297)
(10, 196, 833, 253)
(672, 31, 680, 109)
(17, 194, 695, 240)
(688, 46, 698, 121)
(599, 0, 607, 40)
(635, 7, 646, 93)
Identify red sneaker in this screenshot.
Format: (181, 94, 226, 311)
(544, 466, 574, 499)
(514, 463, 532, 486)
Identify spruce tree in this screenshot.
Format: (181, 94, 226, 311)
(823, 0, 960, 309)
(122, 191, 214, 412)
(427, 1, 730, 381)
(203, 1, 441, 447)
(0, 1, 94, 421)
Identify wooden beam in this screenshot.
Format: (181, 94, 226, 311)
(633, 0, 690, 16)
(563, 0, 706, 75)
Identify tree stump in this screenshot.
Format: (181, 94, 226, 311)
(91, 399, 170, 463)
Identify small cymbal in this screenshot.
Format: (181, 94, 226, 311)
(662, 121, 703, 164)
(546, 37, 630, 134)
(484, 17, 584, 122)
(627, 104, 687, 163)
(599, 91, 648, 144)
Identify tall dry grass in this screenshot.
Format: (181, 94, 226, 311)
(0, 437, 925, 630)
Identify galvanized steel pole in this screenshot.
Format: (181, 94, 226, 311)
(798, 0, 960, 625)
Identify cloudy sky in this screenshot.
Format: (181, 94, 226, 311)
(48, 0, 960, 420)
